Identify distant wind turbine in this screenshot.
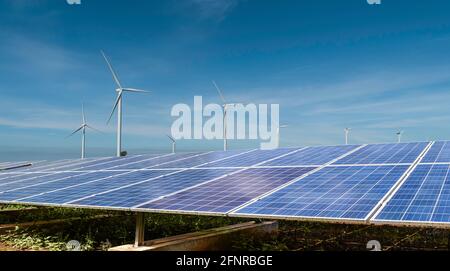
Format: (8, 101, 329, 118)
(396, 130, 403, 143)
(212, 81, 238, 151)
(276, 125, 288, 149)
(101, 50, 150, 157)
(344, 128, 351, 145)
(167, 134, 176, 154)
(67, 104, 101, 159)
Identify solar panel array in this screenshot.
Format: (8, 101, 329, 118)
(1, 141, 450, 227)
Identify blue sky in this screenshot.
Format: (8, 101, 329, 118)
(2, 0, 450, 161)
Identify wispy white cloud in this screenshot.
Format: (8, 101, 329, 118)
(179, 0, 240, 21)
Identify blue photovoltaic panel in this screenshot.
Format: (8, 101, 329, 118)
(200, 148, 297, 168)
(110, 152, 202, 170)
(235, 165, 409, 220)
(10, 157, 102, 173)
(421, 141, 450, 163)
(374, 164, 450, 223)
(0, 173, 23, 181)
(138, 167, 316, 213)
(37, 156, 125, 172)
(260, 145, 359, 166)
(70, 154, 161, 171)
(333, 142, 428, 165)
(0, 172, 88, 192)
(0, 173, 50, 183)
(70, 169, 238, 208)
(15, 170, 173, 205)
(152, 150, 248, 169)
(0, 171, 124, 201)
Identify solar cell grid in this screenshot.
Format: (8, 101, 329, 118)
(12, 157, 102, 173)
(261, 145, 359, 167)
(421, 141, 450, 163)
(138, 167, 316, 213)
(16, 170, 174, 205)
(40, 156, 125, 172)
(0, 171, 123, 201)
(199, 148, 298, 168)
(109, 152, 203, 170)
(74, 154, 166, 171)
(0, 172, 49, 184)
(333, 142, 428, 165)
(234, 165, 409, 220)
(152, 150, 250, 169)
(70, 169, 239, 208)
(374, 164, 450, 223)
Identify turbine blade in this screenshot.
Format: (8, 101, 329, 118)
(107, 92, 122, 124)
(82, 103, 86, 124)
(66, 126, 83, 139)
(86, 125, 103, 133)
(101, 50, 122, 89)
(122, 88, 150, 93)
(166, 134, 175, 142)
(212, 80, 227, 104)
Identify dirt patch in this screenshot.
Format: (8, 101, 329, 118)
(0, 241, 19, 251)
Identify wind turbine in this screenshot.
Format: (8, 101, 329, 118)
(167, 134, 176, 154)
(212, 81, 236, 151)
(396, 130, 403, 143)
(344, 128, 351, 145)
(276, 125, 288, 149)
(101, 50, 150, 157)
(67, 104, 101, 159)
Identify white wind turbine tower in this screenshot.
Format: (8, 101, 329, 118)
(67, 104, 101, 159)
(167, 134, 176, 154)
(344, 128, 351, 145)
(212, 81, 236, 151)
(397, 130, 403, 143)
(276, 125, 288, 149)
(101, 51, 150, 157)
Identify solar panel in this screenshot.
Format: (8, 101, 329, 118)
(152, 150, 252, 169)
(34, 156, 128, 172)
(373, 164, 450, 224)
(0, 172, 50, 184)
(333, 142, 428, 165)
(3, 141, 450, 228)
(421, 141, 450, 163)
(14, 170, 174, 205)
(260, 145, 360, 167)
(0, 173, 22, 181)
(234, 165, 409, 220)
(198, 148, 298, 168)
(68, 169, 239, 208)
(137, 167, 316, 214)
(0, 171, 124, 201)
(0, 172, 88, 192)
(109, 152, 204, 170)
(67, 154, 166, 171)
(11, 157, 105, 173)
